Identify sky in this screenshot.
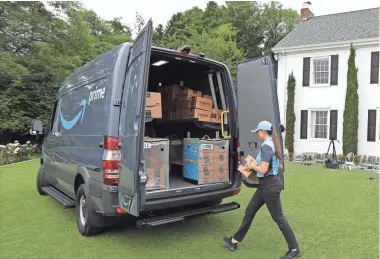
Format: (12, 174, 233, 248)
(81, 0, 380, 31)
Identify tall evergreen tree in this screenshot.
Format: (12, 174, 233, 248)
(285, 72, 296, 153)
(343, 44, 359, 154)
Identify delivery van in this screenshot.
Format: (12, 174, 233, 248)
(30, 20, 283, 236)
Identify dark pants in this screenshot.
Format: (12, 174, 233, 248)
(233, 175, 298, 249)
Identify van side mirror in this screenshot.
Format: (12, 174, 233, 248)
(280, 124, 285, 133)
(30, 119, 44, 135)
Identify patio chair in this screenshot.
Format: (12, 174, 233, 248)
(342, 152, 357, 170)
(284, 148, 289, 161)
(365, 156, 380, 179)
(302, 152, 316, 166)
(293, 153, 303, 163)
(315, 153, 325, 163)
(358, 155, 368, 170)
(363, 156, 376, 170)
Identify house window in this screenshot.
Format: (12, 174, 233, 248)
(312, 57, 330, 85)
(310, 110, 328, 139)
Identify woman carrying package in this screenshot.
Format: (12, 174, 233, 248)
(223, 121, 301, 259)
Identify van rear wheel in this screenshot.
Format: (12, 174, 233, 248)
(75, 184, 104, 236)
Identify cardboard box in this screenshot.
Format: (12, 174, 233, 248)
(180, 88, 202, 101)
(144, 138, 169, 190)
(162, 111, 179, 121)
(179, 96, 213, 111)
(203, 94, 213, 100)
(238, 154, 259, 183)
(198, 175, 214, 185)
(183, 138, 229, 184)
(146, 92, 162, 119)
(159, 84, 183, 112)
(181, 109, 211, 122)
(213, 170, 229, 182)
(210, 109, 223, 124)
(159, 84, 182, 102)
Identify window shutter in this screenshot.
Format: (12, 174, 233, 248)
(300, 110, 308, 139)
(367, 110, 377, 142)
(302, 57, 310, 87)
(370, 51, 379, 84)
(330, 55, 339, 85)
(329, 110, 338, 140)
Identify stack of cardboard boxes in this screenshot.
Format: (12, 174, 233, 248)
(159, 84, 182, 120)
(159, 84, 223, 123)
(183, 138, 229, 184)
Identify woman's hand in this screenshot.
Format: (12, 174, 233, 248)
(249, 157, 257, 165)
(244, 164, 255, 172)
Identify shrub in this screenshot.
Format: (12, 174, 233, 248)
(354, 155, 361, 165)
(0, 141, 40, 165)
(343, 44, 359, 154)
(337, 154, 345, 163)
(289, 152, 294, 161)
(285, 72, 296, 153)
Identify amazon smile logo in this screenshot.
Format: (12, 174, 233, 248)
(59, 99, 87, 130)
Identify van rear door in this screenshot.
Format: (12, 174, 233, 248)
(236, 56, 283, 188)
(118, 20, 153, 216)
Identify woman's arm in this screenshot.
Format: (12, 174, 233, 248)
(244, 145, 273, 174)
(251, 161, 269, 174)
(244, 160, 269, 174)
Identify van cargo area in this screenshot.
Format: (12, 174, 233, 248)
(143, 49, 233, 197)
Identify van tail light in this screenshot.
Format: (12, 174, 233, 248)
(236, 139, 241, 164)
(233, 189, 241, 196)
(102, 136, 121, 185)
(116, 207, 127, 214)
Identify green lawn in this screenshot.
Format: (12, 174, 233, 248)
(0, 161, 378, 259)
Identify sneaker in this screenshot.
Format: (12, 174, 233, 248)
(280, 249, 301, 259)
(223, 236, 237, 252)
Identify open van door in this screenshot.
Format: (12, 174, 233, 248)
(118, 20, 153, 216)
(236, 55, 283, 188)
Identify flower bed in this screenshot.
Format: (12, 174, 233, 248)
(0, 141, 41, 166)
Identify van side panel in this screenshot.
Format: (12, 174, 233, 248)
(58, 46, 123, 186)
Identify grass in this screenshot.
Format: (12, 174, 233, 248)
(0, 161, 378, 259)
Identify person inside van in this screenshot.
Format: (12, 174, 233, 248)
(223, 121, 301, 259)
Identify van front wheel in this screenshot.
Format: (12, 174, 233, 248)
(75, 184, 103, 236)
(36, 165, 48, 195)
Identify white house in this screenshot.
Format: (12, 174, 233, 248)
(273, 4, 380, 157)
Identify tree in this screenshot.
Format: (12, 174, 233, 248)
(285, 72, 296, 153)
(342, 44, 359, 154)
(134, 12, 145, 34)
(0, 2, 132, 142)
(259, 2, 299, 53)
(226, 1, 263, 58)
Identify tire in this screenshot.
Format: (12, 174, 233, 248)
(75, 184, 104, 236)
(36, 165, 48, 195)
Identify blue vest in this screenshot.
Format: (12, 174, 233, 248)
(256, 137, 279, 178)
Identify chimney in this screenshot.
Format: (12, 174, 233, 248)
(300, 1, 314, 21)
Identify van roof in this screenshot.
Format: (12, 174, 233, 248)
(57, 42, 226, 97)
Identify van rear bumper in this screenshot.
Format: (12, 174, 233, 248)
(137, 202, 240, 228)
(141, 185, 240, 212)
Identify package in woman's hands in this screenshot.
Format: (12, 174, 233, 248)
(238, 155, 258, 182)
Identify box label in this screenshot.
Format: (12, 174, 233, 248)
(144, 143, 152, 149)
(171, 140, 182, 145)
(201, 144, 213, 149)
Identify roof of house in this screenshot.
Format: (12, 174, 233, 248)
(273, 7, 379, 50)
